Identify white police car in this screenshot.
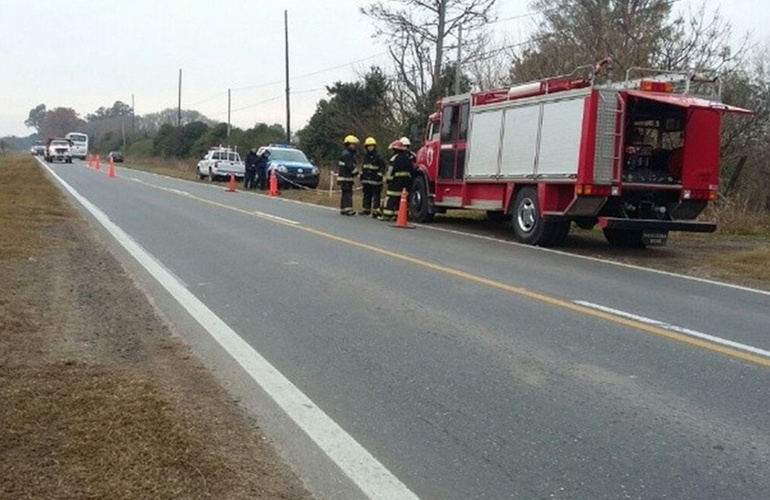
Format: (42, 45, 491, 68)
(257, 144, 319, 189)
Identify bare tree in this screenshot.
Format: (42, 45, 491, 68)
(510, 0, 675, 83)
(362, 0, 497, 112)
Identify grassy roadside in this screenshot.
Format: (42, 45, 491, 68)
(0, 155, 310, 499)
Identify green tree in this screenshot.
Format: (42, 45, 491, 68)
(40, 107, 86, 138)
(298, 67, 398, 163)
(24, 104, 47, 133)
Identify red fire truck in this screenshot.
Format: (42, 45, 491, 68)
(409, 64, 752, 247)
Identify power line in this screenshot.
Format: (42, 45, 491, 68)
(207, 87, 326, 117)
(231, 52, 388, 92)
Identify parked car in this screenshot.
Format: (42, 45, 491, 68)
(196, 146, 245, 181)
(258, 144, 319, 189)
(108, 151, 124, 163)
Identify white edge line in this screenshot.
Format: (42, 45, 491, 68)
(575, 300, 770, 358)
(120, 165, 770, 297)
(36, 158, 419, 500)
(420, 224, 770, 297)
(253, 210, 300, 225)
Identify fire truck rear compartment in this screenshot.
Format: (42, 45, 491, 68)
(622, 96, 687, 186)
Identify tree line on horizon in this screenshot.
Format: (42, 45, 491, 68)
(6, 0, 769, 211)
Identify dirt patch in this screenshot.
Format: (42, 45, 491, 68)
(0, 156, 311, 499)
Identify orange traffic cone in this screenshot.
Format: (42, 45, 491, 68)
(108, 157, 116, 178)
(269, 169, 279, 197)
(393, 188, 412, 228)
(226, 173, 237, 192)
(96, 154, 102, 171)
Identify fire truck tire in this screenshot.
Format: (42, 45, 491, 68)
(409, 176, 434, 223)
(603, 228, 645, 248)
(512, 187, 568, 246)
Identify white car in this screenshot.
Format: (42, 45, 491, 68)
(196, 147, 245, 181)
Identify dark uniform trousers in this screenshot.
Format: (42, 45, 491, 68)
(360, 151, 385, 216)
(337, 148, 357, 215)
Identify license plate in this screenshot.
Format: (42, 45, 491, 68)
(296, 173, 304, 178)
(642, 231, 668, 246)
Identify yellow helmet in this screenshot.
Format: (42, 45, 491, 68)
(364, 137, 377, 147)
(343, 135, 360, 145)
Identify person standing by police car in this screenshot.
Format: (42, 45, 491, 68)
(379, 138, 413, 221)
(244, 148, 258, 189)
(255, 148, 271, 190)
(338, 135, 359, 215)
(359, 137, 386, 217)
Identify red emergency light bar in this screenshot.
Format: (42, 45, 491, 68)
(639, 80, 674, 93)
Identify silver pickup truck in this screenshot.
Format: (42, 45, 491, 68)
(45, 138, 73, 163)
(196, 147, 245, 181)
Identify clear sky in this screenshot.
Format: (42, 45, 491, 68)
(2, 0, 767, 137)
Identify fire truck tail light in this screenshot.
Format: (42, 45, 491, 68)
(576, 184, 614, 196)
(640, 80, 674, 93)
(682, 189, 716, 201)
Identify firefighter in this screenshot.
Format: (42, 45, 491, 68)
(359, 136, 386, 217)
(337, 135, 359, 215)
(244, 148, 258, 189)
(400, 136, 417, 164)
(379, 138, 413, 221)
(256, 149, 271, 190)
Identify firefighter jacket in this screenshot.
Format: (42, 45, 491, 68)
(360, 150, 386, 186)
(337, 148, 357, 183)
(386, 150, 414, 196)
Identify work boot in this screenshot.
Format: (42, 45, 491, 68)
(358, 210, 370, 216)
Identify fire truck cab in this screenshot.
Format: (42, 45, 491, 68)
(411, 65, 752, 247)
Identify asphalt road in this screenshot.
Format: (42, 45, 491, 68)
(43, 159, 770, 500)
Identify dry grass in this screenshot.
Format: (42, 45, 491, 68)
(705, 197, 770, 236)
(706, 248, 770, 281)
(0, 155, 74, 259)
(124, 156, 198, 180)
(1, 363, 230, 499)
(0, 154, 310, 500)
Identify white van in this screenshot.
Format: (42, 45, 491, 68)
(65, 132, 89, 160)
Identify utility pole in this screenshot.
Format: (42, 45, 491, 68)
(284, 9, 291, 143)
(131, 93, 135, 137)
(227, 88, 231, 138)
(454, 25, 462, 95)
(434, 0, 447, 87)
(177, 68, 182, 127)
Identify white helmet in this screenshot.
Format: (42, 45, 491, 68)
(399, 136, 411, 147)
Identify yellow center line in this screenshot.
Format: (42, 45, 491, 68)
(133, 176, 770, 368)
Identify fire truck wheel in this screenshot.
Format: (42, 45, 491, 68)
(409, 176, 434, 223)
(603, 228, 645, 248)
(512, 187, 569, 246)
(513, 187, 545, 244)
